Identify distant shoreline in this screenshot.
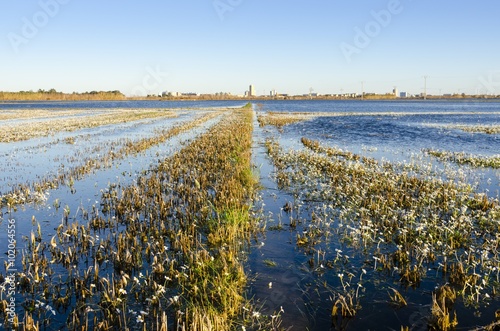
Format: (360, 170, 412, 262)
(1, 97, 499, 103)
(0, 96, 500, 104)
(2, 89, 499, 102)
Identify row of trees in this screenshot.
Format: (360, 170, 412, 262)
(0, 89, 126, 101)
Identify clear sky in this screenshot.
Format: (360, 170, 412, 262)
(1, 0, 499, 96)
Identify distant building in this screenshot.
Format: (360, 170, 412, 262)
(163, 91, 181, 97)
(338, 93, 357, 98)
(270, 90, 277, 97)
(249, 85, 255, 97)
(400, 91, 409, 98)
(393, 88, 399, 97)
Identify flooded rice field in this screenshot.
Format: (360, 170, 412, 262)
(0, 100, 499, 330)
(250, 100, 499, 330)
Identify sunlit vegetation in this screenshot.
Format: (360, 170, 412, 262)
(0, 109, 93, 121)
(0, 109, 177, 143)
(264, 136, 500, 330)
(424, 149, 500, 169)
(257, 112, 313, 129)
(0, 106, 273, 330)
(0, 111, 222, 209)
(457, 125, 500, 134)
(259, 111, 500, 120)
(448, 124, 500, 135)
(429, 284, 458, 331)
(0, 89, 125, 101)
(2, 100, 498, 330)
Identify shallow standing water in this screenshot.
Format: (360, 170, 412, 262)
(258, 99, 499, 196)
(249, 100, 500, 330)
(0, 100, 499, 330)
(0, 102, 243, 329)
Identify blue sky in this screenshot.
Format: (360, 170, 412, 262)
(1, 0, 499, 96)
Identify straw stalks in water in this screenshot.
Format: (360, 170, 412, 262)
(257, 112, 313, 130)
(0, 109, 176, 143)
(424, 149, 500, 169)
(262, 136, 499, 329)
(0, 111, 222, 209)
(1, 106, 268, 330)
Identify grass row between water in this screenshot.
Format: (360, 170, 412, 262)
(0, 109, 176, 143)
(1, 104, 268, 330)
(424, 149, 500, 169)
(257, 112, 313, 130)
(264, 136, 499, 330)
(1, 111, 222, 209)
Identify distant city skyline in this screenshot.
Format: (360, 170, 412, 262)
(1, 1, 499, 96)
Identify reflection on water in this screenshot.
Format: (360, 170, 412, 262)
(251, 100, 499, 330)
(0, 108, 223, 329)
(258, 100, 499, 197)
(0, 111, 200, 194)
(0, 100, 248, 110)
(0, 100, 498, 330)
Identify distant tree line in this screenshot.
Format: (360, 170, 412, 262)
(0, 89, 126, 101)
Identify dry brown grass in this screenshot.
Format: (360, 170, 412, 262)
(0, 109, 176, 142)
(257, 111, 313, 129)
(6, 106, 261, 330)
(1, 111, 222, 209)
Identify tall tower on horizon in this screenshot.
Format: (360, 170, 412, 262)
(249, 85, 255, 97)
